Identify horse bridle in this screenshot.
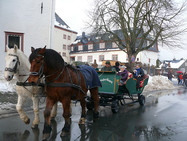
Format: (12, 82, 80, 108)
(30, 54, 45, 85)
(5, 54, 20, 73)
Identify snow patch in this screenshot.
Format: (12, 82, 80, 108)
(144, 75, 175, 91)
(0, 71, 16, 93)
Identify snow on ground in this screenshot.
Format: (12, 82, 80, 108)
(144, 75, 175, 91)
(0, 71, 16, 93)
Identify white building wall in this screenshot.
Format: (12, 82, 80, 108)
(71, 50, 158, 66)
(71, 50, 128, 66)
(139, 51, 158, 66)
(53, 26, 77, 63)
(0, 0, 55, 71)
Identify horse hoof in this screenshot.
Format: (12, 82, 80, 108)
(60, 131, 70, 137)
(42, 133, 50, 141)
(79, 118, 86, 125)
(50, 117, 55, 121)
(93, 112, 99, 119)
(31, 124, 38, 129)
(25, 118, 30, 124)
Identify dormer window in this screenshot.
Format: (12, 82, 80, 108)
(99, 42, 105, 49)
(78, 45, 83, 51)
(88, 44, 93, 50)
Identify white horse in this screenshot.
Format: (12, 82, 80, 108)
(4, 45, 57, 128)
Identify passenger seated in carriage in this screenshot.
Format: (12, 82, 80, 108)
(117, 66, 129, 85)
(133, 64, 145, 89)
(101, 61, 116, 72)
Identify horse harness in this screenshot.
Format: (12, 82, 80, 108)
(5, 54, 20, 73)
(5, 53, 45, 95)
(30, 54, 86, 95)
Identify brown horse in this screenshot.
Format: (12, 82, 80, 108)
(28, 47, 101, 140)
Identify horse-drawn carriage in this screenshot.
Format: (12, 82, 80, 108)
(87, 71, 149, 113)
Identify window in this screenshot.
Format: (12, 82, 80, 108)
(99, 42, 105, 49)
(77, 56, 82, 61)
(63, 34, 66, 39)
(68, 45, 71, 50)
(87, 56, 93, 62)
(68, 36, 71, 40)
(63, 44, 66, 50)
(112, 42, 118, 48)
(78, 45, 83, 51)
(99, 55, 104, 62)
(88, 44, 93, 50)
(137, 58, 139, 61)
(70, 56, 75, 62)
(112, 54, 118, 61)
(62, 52, 66, 57)
(5, 32, 24, 51)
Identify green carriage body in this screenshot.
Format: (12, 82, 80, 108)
(97, 71, 149, 95)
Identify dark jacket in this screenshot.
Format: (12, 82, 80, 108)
(113, 66, 120, 72)
(117, 70, 128, 82)
(133, 67, 144, 78)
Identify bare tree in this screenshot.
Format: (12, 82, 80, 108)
(88, 0, 187, 71)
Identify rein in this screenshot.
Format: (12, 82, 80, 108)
(30, 54, 86, 95)
(5, 54, 20, 73)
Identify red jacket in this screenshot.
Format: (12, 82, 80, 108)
(179, 74, 183, 80)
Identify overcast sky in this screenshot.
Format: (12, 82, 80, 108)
(55, 0, 187, 61)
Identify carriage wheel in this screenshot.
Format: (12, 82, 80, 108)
(138, 95, 145, 106)
(111, 100, 119, 113)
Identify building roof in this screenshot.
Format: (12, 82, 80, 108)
(160, 59, 186, 69)
(72, 30, 158, 52)
(54, 13, 77, 34)
(169, 60, 185, 69)
(55, 13, 70, 28)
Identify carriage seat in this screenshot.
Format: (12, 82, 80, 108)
(139, 74, 149, 88)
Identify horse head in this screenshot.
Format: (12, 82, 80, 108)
(28, 46, 46, 84)
(4, 44, 20, 81)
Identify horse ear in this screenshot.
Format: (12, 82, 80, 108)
(14, 44, 18, 53)
(6, 45, 10, 51)
(31, 47, 35, 53)
(39, 46, 46, 55)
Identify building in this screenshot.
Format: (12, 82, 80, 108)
(53, 13, 77, 62)
(0, 0, 77, 71)
(159, 59, 187, 75)
(70, 31, 159, 67)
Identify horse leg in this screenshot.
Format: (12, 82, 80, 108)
(61, 98, 71, 137)
(42, 97, 55, 140)
(31, 96, 39, 129)
(90, 87, 99, 118)
(50, 102, 58, 120)
(79, 96, 86, 125)
(16, 95, 30, 124)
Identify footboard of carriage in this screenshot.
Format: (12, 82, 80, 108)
(86, 71, 149, 113)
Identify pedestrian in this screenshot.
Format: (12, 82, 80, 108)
(183, 72, 187, 87)
(167, 69, 173, 81)
(133, 64, 144, 89)
(179, 73, 183, 85)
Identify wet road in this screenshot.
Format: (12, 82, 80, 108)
(0, 88, 187, 141)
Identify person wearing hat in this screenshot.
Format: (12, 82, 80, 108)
(101, 61, 116, 71)
(114, 61, 120, 72)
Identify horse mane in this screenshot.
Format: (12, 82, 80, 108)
(29, 48, 65, 70)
